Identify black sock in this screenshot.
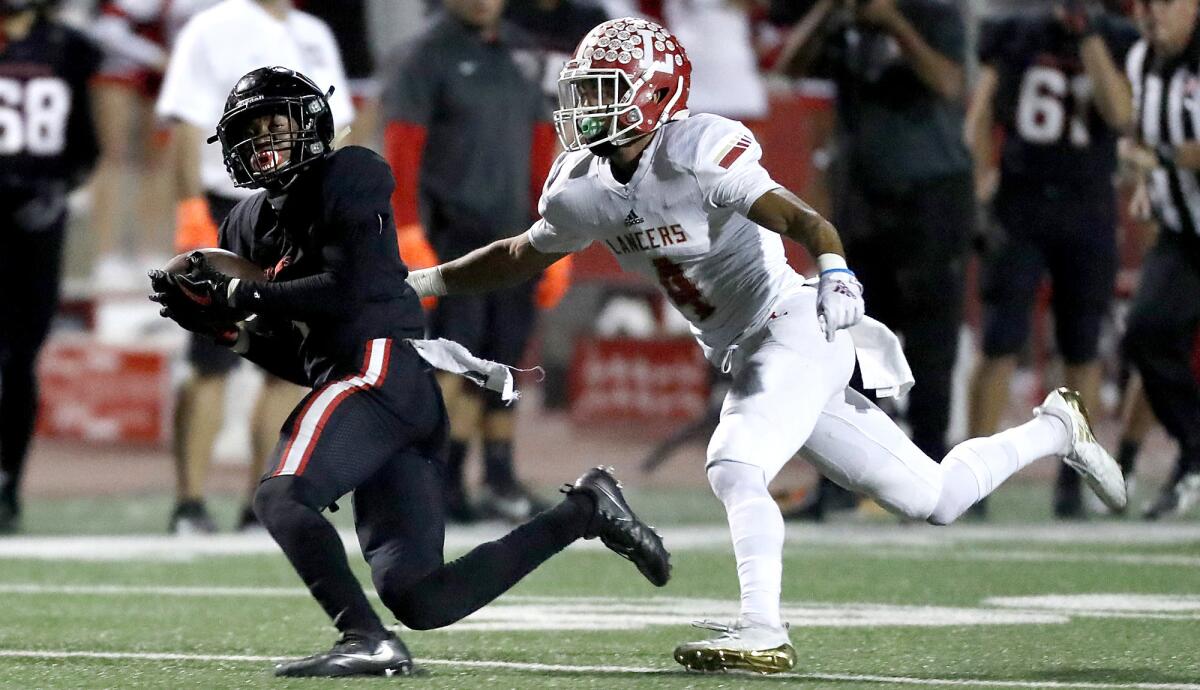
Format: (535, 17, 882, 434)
(254, 478, 387, 639)
(384, 492, 593, 630)
(483, 440, 515, 488)
(1116, 439, 1141, 475)
(445, 440, 468, 491)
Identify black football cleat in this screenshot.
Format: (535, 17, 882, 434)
(273, 633, 414, 678)
(563, 466, 671, 587)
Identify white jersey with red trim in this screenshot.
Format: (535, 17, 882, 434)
(527, 113, 803, 360)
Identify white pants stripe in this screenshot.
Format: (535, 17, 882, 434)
(272, 338, 391, 477)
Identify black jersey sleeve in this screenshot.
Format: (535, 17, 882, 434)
(229, 147, 394, 320)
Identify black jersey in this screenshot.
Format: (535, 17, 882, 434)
(981, 12, 1138, 195)
(0, 16, 101, 194)
(219, 146, 426, 388)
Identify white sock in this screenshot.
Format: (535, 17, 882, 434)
(707, 460, 784, 629)
(928, 415, 1068, 525)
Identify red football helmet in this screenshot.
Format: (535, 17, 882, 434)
(554, 17, 692, 152)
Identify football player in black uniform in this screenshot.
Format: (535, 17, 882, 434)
(148, 66, 670, 678)
(965, 0, 1137, 517)
(0, 0, 101, 532)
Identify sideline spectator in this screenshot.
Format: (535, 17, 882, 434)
(1122, 0, 1200, 519)
(0, 0, 102, 532)
(383, 0, 566, 524)
(965, 2, 1137, 518)
(87, 0, 174, 290)
(779, 0, 972, 516)
(664, 0, 768, 121)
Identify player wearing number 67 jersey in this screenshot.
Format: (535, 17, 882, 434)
(0, 0, 101, 532)
(407, 17, 1129, 674)
(965, 3, 1138, 518)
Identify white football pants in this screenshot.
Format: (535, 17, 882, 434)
(704, 287, 1067, 628)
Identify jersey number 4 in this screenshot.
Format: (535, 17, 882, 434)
(0, 77, 71, 156)
(1016, 66, 1092, 147)
(652, 257, 715, 321)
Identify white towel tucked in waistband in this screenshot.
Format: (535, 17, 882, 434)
(408, 337, 527, 404)
(846, 316, 914, 398)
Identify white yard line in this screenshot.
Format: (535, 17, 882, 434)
(0, 523, 1198, 562)
(0, 649, 1194, 689)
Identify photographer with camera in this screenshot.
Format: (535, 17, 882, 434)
(778, 0, 972, 516)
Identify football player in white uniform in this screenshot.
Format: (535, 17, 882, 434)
(406, 17, 1128, 674)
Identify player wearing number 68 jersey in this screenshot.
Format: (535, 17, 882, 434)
(0, 0, 101, 532)
(407, 17, 1130, 673)
(965, 3, 1138, 518)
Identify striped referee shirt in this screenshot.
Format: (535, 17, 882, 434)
(1127, 30, 1200, 236)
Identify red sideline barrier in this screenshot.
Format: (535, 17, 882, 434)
(568, 337, 710, 428)
(36, 337, 171, 445)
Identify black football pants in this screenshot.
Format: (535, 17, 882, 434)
(252, 339, 591, 637)
(0, 194, 66, 505)
(1124, 234, 1200, 476)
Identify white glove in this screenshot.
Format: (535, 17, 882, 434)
(817, 268, 865, 342)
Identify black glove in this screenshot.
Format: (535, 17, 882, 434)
(148, 269, 239, 345)
(176, 251, 240, 313)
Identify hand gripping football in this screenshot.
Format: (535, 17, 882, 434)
(161, 248, 266, 325)
(162, 248, 266, 282)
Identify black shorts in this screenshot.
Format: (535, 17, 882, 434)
(981, 188, 1117, 363)
(188, 193, 246, 376)
(262, 339, 448, 510)
(429, 280, 536, 409)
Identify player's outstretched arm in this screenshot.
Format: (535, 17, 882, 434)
(749, 188, 864, 341)
(406, 232, 568, 299)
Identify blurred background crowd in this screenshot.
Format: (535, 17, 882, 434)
(2, 0, 1197, 535)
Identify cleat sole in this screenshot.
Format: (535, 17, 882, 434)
(673, 644, 796, 675)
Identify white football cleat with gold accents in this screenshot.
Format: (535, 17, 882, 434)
(1035, 387, 1127, 512)
(673, 620, 795, 674)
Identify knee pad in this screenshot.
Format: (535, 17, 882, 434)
(707, 460, 770, 508)
(252, 476, 319, 530)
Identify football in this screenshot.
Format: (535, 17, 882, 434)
(162, 248, 266, 282)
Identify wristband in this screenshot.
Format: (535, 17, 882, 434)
(817, 253, 854, 276)
(407, 266, 447, 298)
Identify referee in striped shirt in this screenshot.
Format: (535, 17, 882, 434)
(1124, 0, 1200, 518)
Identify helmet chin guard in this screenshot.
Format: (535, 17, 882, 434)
(553, 17, 691, 153)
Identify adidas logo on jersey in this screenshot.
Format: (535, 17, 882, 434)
(624, 209, 645, 227)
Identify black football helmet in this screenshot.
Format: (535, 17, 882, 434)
(210, 66, 335, 191)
